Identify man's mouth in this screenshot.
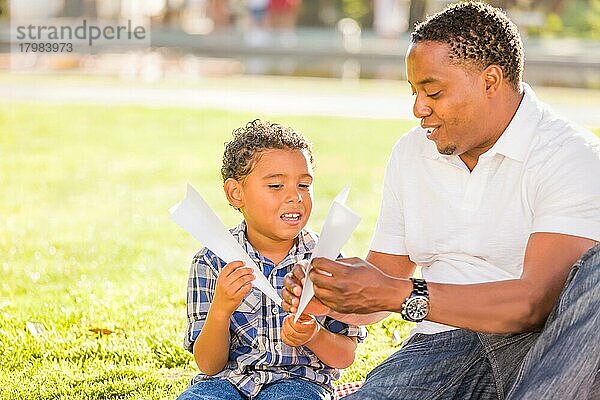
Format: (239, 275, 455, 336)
(425, 127, 439, 140)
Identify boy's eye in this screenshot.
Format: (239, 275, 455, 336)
(268, 184, 283, 189)
(298, 183, 311, 190)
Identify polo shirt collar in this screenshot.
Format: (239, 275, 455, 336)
(420, 83, 543, 163)
(483, 83, 543, 162)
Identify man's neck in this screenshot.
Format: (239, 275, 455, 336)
(460, 88, 525, 171)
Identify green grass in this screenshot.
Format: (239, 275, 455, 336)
(0, 102, 416, 399)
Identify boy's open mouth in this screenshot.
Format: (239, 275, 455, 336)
(280, 212, 301, 222)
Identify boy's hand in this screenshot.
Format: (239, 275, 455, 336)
(281, 261, 330, 316)
(281, 314, 320, 347)
(213, 261, 255, 316)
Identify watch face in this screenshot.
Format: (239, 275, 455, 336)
(406, 296, 429, 321)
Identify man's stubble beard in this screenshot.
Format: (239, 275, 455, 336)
(440, 145, 457, 155)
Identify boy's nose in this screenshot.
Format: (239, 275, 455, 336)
(286, 189, 303, 203)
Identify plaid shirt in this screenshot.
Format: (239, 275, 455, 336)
(184, 221, 366, 398)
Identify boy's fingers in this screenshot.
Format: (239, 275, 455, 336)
(221, 267, 254, 287)
(280, 293, 297, 313)
(228, 273, 255, 292)
(292, 263, 306, 282)
(222, 261, 246, 276)
(281, 288, 299, 307)
(283, 274, 302, 298)
(226, 266, 255, 280)
(295, 314, 313, 323)
(234, 281, 253, 297)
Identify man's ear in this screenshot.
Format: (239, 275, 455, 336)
(224, 178, 244, 210)
(482, 65, 503, 97)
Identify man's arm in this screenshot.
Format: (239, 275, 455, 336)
(307, 233, 595, 333)
(427, 233, 596, 332)
(281, 251, 416, 326)
(327, 251, 416, 325)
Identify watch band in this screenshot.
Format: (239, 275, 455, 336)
(410, 278, 428, 296)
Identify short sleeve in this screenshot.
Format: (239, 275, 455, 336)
(370, 142, 408, 254)
(183, 249, 223, 353)
(321, 317, 367, 343)
(530, 135, 600, 241)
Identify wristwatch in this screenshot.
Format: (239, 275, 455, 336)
(400, 278, 430, 322)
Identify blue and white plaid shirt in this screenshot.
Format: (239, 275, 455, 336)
(184, 221, 366, 398)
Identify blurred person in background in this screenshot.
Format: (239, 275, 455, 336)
(267, 0, 301, 30)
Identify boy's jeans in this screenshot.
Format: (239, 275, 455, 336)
(344, 243, 600, 400)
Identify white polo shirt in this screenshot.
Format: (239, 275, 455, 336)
(370, 83, 600, 335)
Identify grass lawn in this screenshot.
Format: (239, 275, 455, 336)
(3, 100, 599, 399)
(1, 102, 415, 399)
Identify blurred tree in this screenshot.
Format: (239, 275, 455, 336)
(488, 0, 599, 38)
(341, 0, 370, 23)
(0, 0, 7, 19)
(532, 0, 600, 38)
(299, 0, 373, 27)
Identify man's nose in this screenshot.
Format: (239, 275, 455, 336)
(413, 94, 432, 119)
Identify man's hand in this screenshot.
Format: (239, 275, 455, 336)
(309, 257, 403, 314)
(281, 314, 320, 347)
(281, 261, 330, 316)
(213, 261, 255, 316)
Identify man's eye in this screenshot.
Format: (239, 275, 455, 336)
(427, 91, 441, 98)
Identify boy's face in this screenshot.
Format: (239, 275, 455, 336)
(232, 148, 314, 253)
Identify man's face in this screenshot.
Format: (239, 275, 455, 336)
(238, 148, 313, 252)
(406, 41, 490, 157)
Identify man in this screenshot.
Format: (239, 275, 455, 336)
(281, 2, 600, 399)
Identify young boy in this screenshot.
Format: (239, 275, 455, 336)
(177, 120, 365, 400)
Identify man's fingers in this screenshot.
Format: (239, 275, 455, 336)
(311, 257, 348, 276)
(335, 257, 364, 266)
(309, 267, 336, 288)
(313, 285, 340, 307)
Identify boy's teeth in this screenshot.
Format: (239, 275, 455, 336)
(281, 213, 300, 220)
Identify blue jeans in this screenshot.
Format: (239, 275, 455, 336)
(344, 243, 600, 400)
(177, 377, 331, 400)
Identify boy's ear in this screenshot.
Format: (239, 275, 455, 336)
(224, 178, 244, 210)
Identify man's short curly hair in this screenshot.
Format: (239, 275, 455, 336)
(411, 1, 524, 92)
(221, 119, 314, 182)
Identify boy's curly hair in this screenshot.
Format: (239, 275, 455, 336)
(221, 119, 314, 182)
(411, 1, 524, 92)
